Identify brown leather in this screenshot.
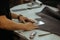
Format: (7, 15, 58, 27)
(38, 7, 60, 20)
(36, 7, 60, 36)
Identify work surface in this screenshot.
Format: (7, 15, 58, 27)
(10, 3, 60, 40)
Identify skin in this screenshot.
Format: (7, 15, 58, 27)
(0, 13, 38, 31)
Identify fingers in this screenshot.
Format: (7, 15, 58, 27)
(32, 23, 39, 29)
(24, 22, 39, 31)
(19, 16, 35, 23)
(29, 22, 39, 29)
(24, 17, 35, 23)
(22, 19, 26, 23)
(29, 27, 38, 31)
(27, 19, 35, 23)
(34, 25, 39, 29)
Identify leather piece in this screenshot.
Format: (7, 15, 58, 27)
(36, 7, 60, 20)
(36, 7, 60, 36)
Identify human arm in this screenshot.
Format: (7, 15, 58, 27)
(11, 13, 35, 23)
(0, 15, 38, 30)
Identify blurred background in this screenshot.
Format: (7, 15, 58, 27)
(9, 0, 60, 8)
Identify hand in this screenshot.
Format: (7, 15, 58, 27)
(18, 16, 35, 23)
(23, 22, 38, 31)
